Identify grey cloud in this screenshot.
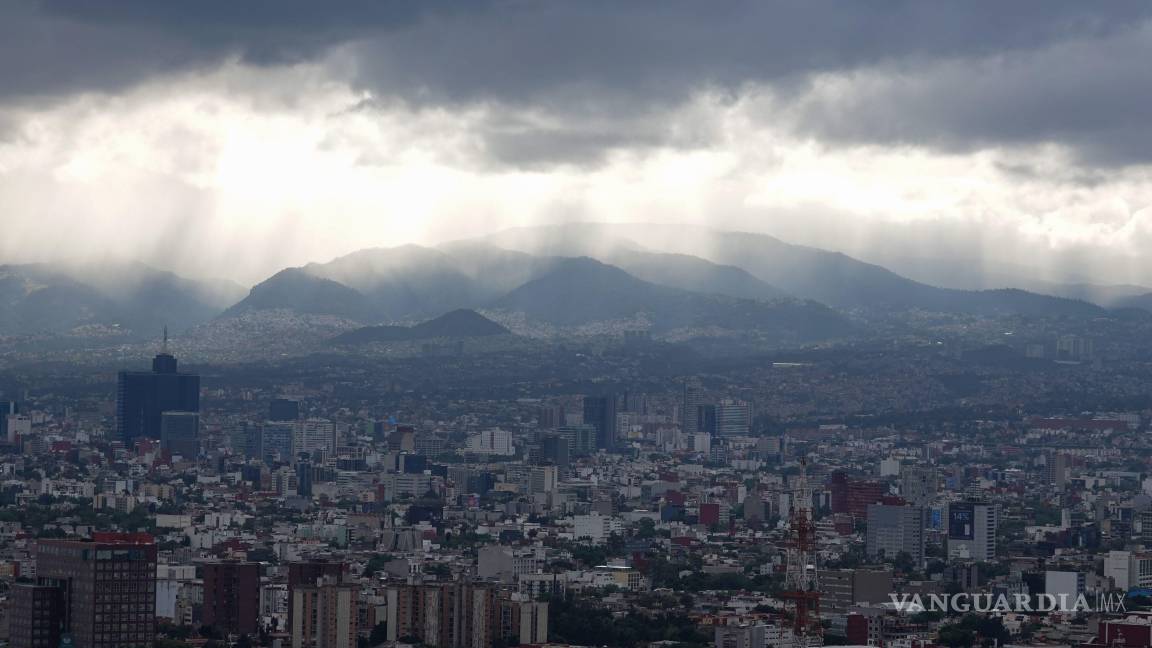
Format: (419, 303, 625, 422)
(784, 22, 1152, 166)
(4, 1, 1146, 103)
(4, 1, 1152, 164)
(343, 1, 1151, 108)
(0, 0, 476, 102)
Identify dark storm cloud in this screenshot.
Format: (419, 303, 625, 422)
(4, 1, 1146, 100)
(344, 1, 1151, 106)
(4, 1, 1152, 163)
(787, 23, 1152, 166)
(0, 0, 476, 101)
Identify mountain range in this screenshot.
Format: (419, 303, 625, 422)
(0, 262, 243, 336)
(5, 223, 1150, 343)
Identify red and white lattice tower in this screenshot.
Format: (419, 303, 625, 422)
(780, 459, 822, 648)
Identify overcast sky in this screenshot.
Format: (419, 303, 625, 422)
(3, 1, 1152, 285)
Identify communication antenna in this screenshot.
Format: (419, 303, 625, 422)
(780, 458, 822, 648)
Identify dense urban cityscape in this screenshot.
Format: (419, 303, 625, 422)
(6, 3, 1152, 648)
(1, 298, 1152, 648)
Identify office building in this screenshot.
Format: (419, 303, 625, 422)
(202, 561, 261, 636)
(160, 411, 199, 459)
(116, 343, 199, 444)
(1046, 453, 1070, 489)
(866, 504, 926, 566)
(466, 428, 514, 455)
(297, 460, 314, 497)
(537, 434, 570, 470)
(830, 472, 887, 519)
(528, 465, 558, 495)
(35, 533, 157, 648)
(716, 399, 752, 437)
(261, 421, 297, 464)
(947, 501, 998, 562)
(681, 381, 707, 435)
(1106, 551, 1152, 590)
(10, 583, 63, 648)
(557, 424, 597, 456)
(241, 422, 262, 460)
(537, 405, 566, 430)
(821, 568, 894, 615)
(0, 400, 17, 444)
(296, 419, 336, 457)
(269, 398, 301, 422)
(695, 404, 717, 436)
(6, 413, 31, 445)
(901, 467, 938, 506)
(582, 395, 617, 451)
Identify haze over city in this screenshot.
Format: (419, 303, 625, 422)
(7, 7, 1152, 648)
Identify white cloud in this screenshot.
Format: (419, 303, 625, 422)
(3, 58, 1152, 287)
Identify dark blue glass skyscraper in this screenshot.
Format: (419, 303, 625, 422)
(116, 339, 200, 445)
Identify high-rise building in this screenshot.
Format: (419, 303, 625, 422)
(10, 583, 63, 648)
(947, 501, 998, 562)
(287, 561, 348, 632)
(1046, 453, 1070, 489)
(537, 434, 570, 470)
(116, 343, 199, 445)
(385, 582, 547, 648)
(0, 400, 17, 445)
(296, 419, 336, 457)
(821, 568, 894, 614)
(6, 413, 31, 445)
(681, 380, 707, 435)
(202, 561, 261, 636)
(1105, 551, 1152, 590)
(695, 404, 717, 436)
(716, 399, 752, 437)
(557, 424, 597, 456)
(465, 428, 514, 455)
(830, 472, 887, 519)
(291, 576, 359, 648)
(160, 411, 199, 459)
(537, 405, 566, 430)
(261, 421, 297, 464)
(35, 533, 157, 648)
(528, 465, 558, 495)
(241, 422, 262, 460)
(865, 504, 926, 566)
(900, 467, 938, 506)
(269, 398, 301, 422)
(297, 461, 314, 498)
(582, 395, 617, 451)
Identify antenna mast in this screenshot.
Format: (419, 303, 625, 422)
(780, 459, 822, 648)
